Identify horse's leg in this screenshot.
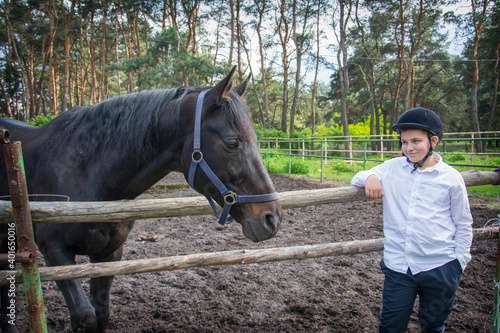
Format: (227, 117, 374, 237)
(43, 250, 97, 332)
(89, 245, 124, 333)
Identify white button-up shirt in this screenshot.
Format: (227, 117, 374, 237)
(351, 154, 473, 274)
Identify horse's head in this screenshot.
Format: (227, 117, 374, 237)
(180, 67, 282, 242)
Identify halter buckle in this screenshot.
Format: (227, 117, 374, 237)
(223, 191, 237, 204)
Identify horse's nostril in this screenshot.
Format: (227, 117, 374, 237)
(264, 213, 279, 234)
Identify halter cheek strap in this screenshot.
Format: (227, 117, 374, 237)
(188, 90, 279, 225)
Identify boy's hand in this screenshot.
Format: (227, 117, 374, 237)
(365, 175, 385, 199)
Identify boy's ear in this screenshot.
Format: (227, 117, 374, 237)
(431, 135, 439, 148)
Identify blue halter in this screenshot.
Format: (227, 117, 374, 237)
(188, 90, 280, 225)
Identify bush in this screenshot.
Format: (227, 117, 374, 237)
(290, 158, 309, 175)
(313, 124, 342, 137)
(255, 126, 287, 139)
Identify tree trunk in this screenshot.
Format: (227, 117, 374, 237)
(2, 0, 13, 117)
(99, 1, 109, 101)
(115, 15, 121, 96)
(486, 39, 499, 134)
(337, 0, 352, 157)
(389, 0, 405, 150)
(228, 0, 235, 67)
(470, 0, 489, 153)
(355, 0, 379, 150)
(61, 0, 76, 113)
(256, 0, 270, 128)
(277, 0, 291, 134)
(236, 0, 243, 81)
(290, 0, 312, 138)
(47, 0, 58, 115)
(311, 1, 321, 138)
(242, 35, 264, 123)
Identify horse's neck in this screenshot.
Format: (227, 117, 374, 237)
(106, 121, 186, 200)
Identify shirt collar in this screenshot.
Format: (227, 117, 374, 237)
(400, 153, 444, 173)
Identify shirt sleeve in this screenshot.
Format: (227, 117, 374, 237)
(351, 163, 386, 187)
(450, 174, 473, 271)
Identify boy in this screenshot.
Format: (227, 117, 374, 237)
(351, 107, 473, 333)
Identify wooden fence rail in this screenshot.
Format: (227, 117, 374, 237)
(0, 170, 497, 287)
(0, 227, 497, 287)
(0, 170, 498, 224)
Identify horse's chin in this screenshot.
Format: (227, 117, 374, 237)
(239, 210, 282, 243)
(241, 222, 260, 242)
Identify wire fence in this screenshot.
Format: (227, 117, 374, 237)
(258, 131, 500, 177)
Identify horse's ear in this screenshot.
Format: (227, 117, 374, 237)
(233, 73, 252, 97)
(206, 66, 236, 106)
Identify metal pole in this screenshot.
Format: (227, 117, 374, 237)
(324, 138, 328, 166)
(363, 141, 367, 171)
(302, 140, 305, 161)
(471, 134, 475, 171)
(494, 235, 500, 333)
(267, 141, 270, 169)
(320, 142, 324, 182)
(1, 130, 47, 333)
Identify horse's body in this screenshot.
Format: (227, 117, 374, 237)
(0, 69, 282, 332)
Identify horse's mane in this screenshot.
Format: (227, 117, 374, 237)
(56, 87, 199, 161)
(222, 89, 256, 142)
(50, 86, 254, 162)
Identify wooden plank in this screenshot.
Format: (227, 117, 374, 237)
(0, 170, 497, 224)
(0, 227, 496, 287)
(0, 238, 387, 286)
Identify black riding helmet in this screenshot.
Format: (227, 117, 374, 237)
(392, 107, 444, 172)
(392, 107, 444, 141)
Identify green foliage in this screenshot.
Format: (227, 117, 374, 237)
(289, 158, 310, 175)
(446, 154, 466, 162)
(106, 27, 227, 89)
(27, 114, 56, 127)
(329, 160, 356, 173)
(257, 116, 382, 140)
(256, 126, 288, 138)
(292, 128, 312, 138)
(263, 156, 309, 175)
(348, 115, 386, 137)
(312, 124, 343, 137)
(490, 156, 500, 166)
(264, 157, 287, 174)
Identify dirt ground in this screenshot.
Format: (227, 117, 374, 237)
(12, 172, 500, 332)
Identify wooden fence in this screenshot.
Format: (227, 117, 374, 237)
(0, 169, 498, 288)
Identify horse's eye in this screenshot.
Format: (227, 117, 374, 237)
(225, 140, 239, 150)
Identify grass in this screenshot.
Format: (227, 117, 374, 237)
(466, 185, 500, 208)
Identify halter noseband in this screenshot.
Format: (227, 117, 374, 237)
(188, 90, 279, 225)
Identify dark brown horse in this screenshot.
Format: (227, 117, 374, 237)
(0, 68, 282, 332)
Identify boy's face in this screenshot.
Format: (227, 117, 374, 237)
(400, 129, 439, 164)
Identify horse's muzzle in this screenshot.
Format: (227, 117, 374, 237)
(239, 201, 282, 242)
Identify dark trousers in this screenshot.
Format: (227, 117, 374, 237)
(379, 259, 463, 333)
